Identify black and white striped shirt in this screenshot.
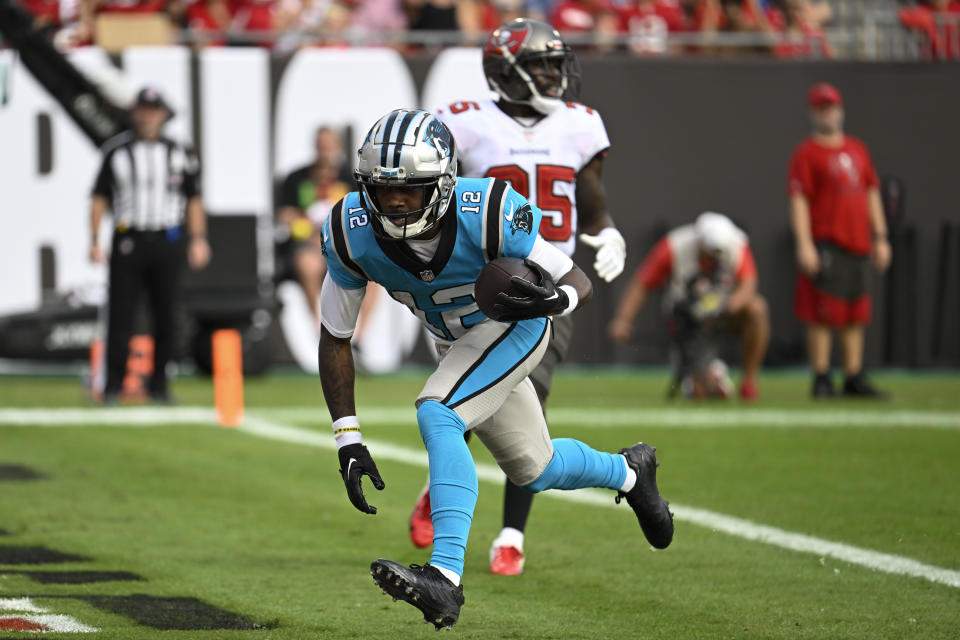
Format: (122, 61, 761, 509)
(92, 131, 201, 230)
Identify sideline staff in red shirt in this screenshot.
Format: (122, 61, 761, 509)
(788, 82, 891, 398)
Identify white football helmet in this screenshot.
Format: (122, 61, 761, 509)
(355, 109, 458, 240)
(482, 18, 581, 116)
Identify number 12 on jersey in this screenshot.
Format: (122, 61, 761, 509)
(460, 190, 482, 215)
(485, 164, 576, 242)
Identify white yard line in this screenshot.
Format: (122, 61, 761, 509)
(0, 598, 47, 613)
(239, 416, 960, 589)
(0, 407, 216, 426)
(2, 407, 959, 589)
(2, 406, 958, 429)
(0, 614, 99, 633)
(0, 599, 98, 633)
(258, 406, 960, 429)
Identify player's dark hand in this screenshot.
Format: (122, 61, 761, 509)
(491, 259, 569, 322)
(337, 443, 385, 514)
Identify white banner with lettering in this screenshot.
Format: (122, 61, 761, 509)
(0, 46, 494, 371)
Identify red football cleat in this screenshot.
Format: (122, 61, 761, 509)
(740, 377, 758, 402)
(489, 544, 525, 576)
(409, 486, 433, 549)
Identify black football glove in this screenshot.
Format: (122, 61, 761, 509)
(337, 443, 385, 515)
(491, 259, 570, 322)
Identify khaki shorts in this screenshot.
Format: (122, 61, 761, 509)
(417, 318, 555, 486)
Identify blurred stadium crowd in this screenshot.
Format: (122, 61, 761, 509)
(11, 0, 960, 59)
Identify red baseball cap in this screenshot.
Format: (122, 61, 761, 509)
(808, 82, 842, 107)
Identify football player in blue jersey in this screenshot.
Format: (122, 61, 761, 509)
(413, 19, 627, 576)
(318, 108, 672, 630)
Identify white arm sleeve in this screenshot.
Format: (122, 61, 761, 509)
(319, 273, 365, 338)
(527, 235, 575, 283)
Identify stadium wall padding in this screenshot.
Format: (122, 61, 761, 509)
(2, 48, 958, 366)
(552, 58, 960, 369)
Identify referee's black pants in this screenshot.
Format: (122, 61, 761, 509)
(104, 227, 184, 396)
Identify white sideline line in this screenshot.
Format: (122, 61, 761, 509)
(258, 406, 960, 429)
(0, 407, 216, 426)
(237, 416, 960, 590)
(2, 407, 959, 589)
(2, 406, 958, 430)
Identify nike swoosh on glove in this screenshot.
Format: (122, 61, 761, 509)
(579, 228, 626, 282)
(338, 443, 385, 514)
(491, 259, 569, 322)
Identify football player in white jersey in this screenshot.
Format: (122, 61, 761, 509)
(408, 18, 628, 576)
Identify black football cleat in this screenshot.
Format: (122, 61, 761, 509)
(616, 442, 674, 549)
(370, 559, 464, 630)
(811, 373, 835, 399)
(149, 390, 177, 405)
(842, 373, 887, 398)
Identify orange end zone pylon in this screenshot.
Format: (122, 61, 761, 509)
(212, 329, 244, 427)
(89, 338, 104, 402)
(88, 335, 153, 403)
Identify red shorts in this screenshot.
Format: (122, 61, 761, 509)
(795, 273, 871, 327)
(795, 241, 872, 327)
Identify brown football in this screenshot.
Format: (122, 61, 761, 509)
(474, 257, 540, 321)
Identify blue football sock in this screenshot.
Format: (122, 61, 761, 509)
(524, 438, 627, 493)
(417, 401, 477, 576)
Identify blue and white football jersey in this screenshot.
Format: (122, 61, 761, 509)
(321, 177, 541, 342)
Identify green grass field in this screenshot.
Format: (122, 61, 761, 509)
(2, 370, 959, 639)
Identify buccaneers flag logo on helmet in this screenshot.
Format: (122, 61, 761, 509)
(485, 23, 531, 57)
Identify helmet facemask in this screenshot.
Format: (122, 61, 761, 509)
(358, 172, 454, 241)
(483, 19, 582, 116)
(493, 50, 581, 115)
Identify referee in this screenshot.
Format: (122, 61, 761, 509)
(89, 86, 211, 404)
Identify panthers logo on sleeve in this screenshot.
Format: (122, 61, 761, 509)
(509, 203, 535, 236)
